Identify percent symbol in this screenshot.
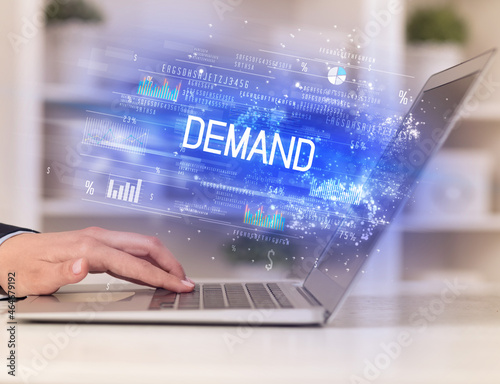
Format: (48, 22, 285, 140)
(301, 62, 308, 73)
(399, 90, 409, 105)
(85, 180, 95, 195)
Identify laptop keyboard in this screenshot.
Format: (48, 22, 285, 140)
(150, 283, 294, 310)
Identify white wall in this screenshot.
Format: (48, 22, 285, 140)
(0, 0, 43, 229)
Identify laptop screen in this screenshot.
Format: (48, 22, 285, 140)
(304, 51, 494, 316)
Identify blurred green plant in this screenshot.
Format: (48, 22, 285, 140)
(45, 0, 104, 24)
(407, 6, 467, 44)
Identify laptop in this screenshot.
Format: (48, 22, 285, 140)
(17, 48, 495, 325)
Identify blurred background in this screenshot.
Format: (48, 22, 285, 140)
(0, 0, 499, 288)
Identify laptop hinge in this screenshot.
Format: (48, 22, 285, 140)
(323, 310, 332, 322)
(297, 285, 322, 307)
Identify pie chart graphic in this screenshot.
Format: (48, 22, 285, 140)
(328, 66, 347, 85)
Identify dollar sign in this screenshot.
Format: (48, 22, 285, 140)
(150, 193, 154, 200)
(46, 167, 51, 174)
(133, 54, 138, 61)
(265, 249, 275, 271)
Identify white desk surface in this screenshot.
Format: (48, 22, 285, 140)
(1, 282, 499, 384)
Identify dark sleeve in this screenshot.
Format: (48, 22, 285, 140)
(0, 224, 38, 298)
(0, 223, 38, 239)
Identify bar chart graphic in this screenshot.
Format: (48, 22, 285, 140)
(106, 177, 143, 204)
(82, 117, 149, 155)
(137, 75, 181, 102)
(309, 178, 363, 205)
(243, 205, 285, 231)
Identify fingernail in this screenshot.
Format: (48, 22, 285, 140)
(181, 279, 195, 288)
(72, 258, 83, 275)
(185, 276, 195, 284)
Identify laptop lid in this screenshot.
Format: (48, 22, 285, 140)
(304, 50, 496, 321)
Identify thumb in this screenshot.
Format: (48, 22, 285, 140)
(66, 258, 89, 284)
(47, 258, 89, 293)
(31, 258, 89, 296)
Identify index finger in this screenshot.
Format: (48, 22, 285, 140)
(81, 227, 187, 280)
(83, 241, 194, 293)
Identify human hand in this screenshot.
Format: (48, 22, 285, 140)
(0, 227, 195, 297)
